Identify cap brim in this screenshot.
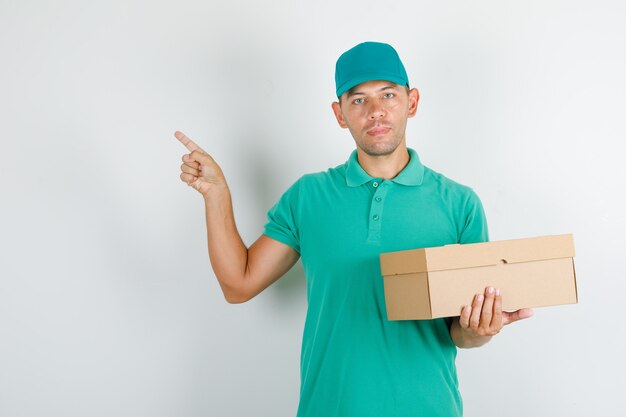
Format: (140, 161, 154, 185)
(336, 73, 409, 97)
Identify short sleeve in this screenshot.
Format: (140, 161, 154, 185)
(459, 190, 489, 244)
(263, 179, 302, 253)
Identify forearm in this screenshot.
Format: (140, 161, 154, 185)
(449, 318, 493, 349)
(202, 185, 250, 303)
(175, 132, 298, 303)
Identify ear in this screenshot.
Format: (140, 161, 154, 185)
(407, 88, 419, 118)
(331, 101, 349, 128)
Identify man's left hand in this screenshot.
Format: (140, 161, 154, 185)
(451, 287, 533, 348)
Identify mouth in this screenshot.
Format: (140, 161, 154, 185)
(366, 126, 391, 137)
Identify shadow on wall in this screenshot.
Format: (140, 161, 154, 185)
(211, 39, 309, 311)
(239, 132, 308, 313)
(270, 260, 305, 301)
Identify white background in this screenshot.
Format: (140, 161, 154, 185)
(1, 1, 625, 416)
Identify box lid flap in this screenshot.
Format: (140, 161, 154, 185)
(380, 234, 575, 275)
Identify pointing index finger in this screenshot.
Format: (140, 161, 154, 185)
(175, 131, 205, 153)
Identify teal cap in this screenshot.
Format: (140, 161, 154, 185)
(335, 42, 409, 98)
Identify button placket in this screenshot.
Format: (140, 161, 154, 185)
(366, 181, 388, 243)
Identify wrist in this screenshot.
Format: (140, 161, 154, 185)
(202, 182, 231, 203)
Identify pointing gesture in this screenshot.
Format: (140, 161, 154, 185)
(175, 131, 227, 196)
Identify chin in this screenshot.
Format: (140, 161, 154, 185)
(359, 141, 401, 157)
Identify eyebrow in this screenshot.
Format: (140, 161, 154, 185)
(346, 85, 398, 98)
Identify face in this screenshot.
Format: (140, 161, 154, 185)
(332, 80, 419, 157)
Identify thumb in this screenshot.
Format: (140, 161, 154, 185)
(189, 177, 211, 195)
(503, 308, 534, 326)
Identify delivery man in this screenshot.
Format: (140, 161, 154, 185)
(176, 41, 533, 417)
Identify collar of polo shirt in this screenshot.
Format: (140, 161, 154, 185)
(345, 148, 425, 187)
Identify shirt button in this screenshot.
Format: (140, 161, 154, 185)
(373, 214, 380, 221)
(375, 196, 382, 202)
(372, 182, 379, 188)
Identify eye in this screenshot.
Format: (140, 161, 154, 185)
(383, 92, 395, 99)
(353, 98, 365, 105)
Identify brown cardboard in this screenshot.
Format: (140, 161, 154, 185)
(380, 234, 577, 320)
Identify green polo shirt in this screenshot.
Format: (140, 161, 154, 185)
(263, 148, 488, 417)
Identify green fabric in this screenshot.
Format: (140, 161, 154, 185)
(335, 41, 409, 97)
(263, 148, 488, 417)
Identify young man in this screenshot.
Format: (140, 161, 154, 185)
(176, 42, 532, 417)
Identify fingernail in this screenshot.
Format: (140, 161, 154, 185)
(487, 287, 494, 294)
(495, 288, 501, 296)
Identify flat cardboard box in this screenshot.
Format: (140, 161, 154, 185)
(380, 234, 577, 320)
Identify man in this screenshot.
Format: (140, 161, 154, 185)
(176, 42, 533, 417)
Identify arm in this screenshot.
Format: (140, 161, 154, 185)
(176, 131, 300, 304)
(449, 287, 534, 348)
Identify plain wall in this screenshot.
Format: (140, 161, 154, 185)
(1, 0, 625, 416)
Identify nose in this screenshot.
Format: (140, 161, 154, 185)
(367, 99, 385, 120)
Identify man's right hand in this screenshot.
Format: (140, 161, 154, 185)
(175, 131, 227, 197)
(174, 131, 300, 303)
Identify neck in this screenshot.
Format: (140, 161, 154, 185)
(356, 144, 410, 180)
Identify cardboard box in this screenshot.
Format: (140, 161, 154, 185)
(380, 234, 577, 320)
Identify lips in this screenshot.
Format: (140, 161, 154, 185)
(367, 127, 391, 136)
